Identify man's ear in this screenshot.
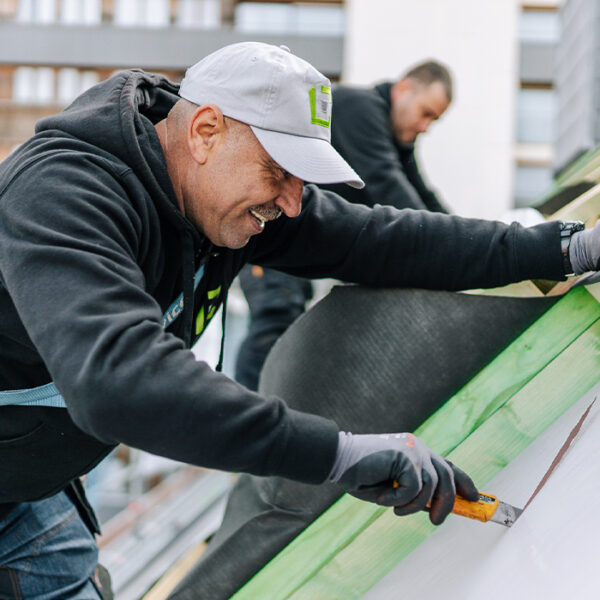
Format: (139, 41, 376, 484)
(391, 78, 414, 101)
(187, 104, 225, 165)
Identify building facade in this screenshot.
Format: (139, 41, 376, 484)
(0, 0, 581, 216)
(554, 0, 599, 174)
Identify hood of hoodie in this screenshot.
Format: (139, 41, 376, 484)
(36, 69, 183, 223)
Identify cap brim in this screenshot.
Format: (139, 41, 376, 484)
(251, 126, 365, 189)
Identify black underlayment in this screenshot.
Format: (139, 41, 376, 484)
(167, 285, 558, 600)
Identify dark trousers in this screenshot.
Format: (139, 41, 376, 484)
(235, 265, 313, 391)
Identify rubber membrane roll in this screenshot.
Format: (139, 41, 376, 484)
(167, 285, 557, 600)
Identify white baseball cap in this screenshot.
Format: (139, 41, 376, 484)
(178, 42, 364, 189)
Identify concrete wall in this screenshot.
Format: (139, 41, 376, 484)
(343, 0, 521, 219)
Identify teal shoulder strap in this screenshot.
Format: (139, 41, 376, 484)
(0, 382, 66, 408)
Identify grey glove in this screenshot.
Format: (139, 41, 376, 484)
(569, 222, 600, 274)
(329, 432, 479, 525)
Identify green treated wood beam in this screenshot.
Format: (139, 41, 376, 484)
(551, 183, 600, 223)
(231, 288, 600, 600)
(416, 287, 600, 455)
(554, 146, 600, 189)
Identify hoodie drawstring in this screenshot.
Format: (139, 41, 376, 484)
(181, 232, 195, 348)
(215, 291, 228, 373)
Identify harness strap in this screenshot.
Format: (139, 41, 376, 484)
(0, 382, 65, 408)
(1, 264, 208, 409)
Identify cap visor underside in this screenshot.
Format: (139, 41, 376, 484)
(251, 126, 365, 189)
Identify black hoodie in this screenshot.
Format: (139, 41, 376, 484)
(0, 70, 564, 509)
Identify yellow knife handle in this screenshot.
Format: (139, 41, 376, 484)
(392, 480, 499, 522)
(450, 493, 499, 522)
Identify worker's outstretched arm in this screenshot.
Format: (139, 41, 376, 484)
(328, 432, 478, 525)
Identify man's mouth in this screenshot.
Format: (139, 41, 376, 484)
(249, 207, 283, 229)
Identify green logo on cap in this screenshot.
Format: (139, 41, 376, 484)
(309, 85, 332, 128)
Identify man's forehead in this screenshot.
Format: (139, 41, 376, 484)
(418, 82, 449, 116)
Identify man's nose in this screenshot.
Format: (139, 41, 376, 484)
(275, 176, 303, 218)
(419, 118, 434, 134)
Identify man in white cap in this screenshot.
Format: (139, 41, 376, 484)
(234, 58, 455, 393)
(0, 41, 598, 597)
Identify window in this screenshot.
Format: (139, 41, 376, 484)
(517, 87, 556, 144)
(16, 0, 57, 23)
(13, 66, 55, 103)
(114, 0, 169, 27)
(235, 2, 344, 36)
(519, 9, 560, 43)
(176, 0, 219, 29)
(57, 68, 99, 104)
(60, 0, 101, 25)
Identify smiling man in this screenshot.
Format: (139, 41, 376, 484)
(0, 42, 597, 599)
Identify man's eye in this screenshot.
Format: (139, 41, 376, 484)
(281, 169, 291, 179)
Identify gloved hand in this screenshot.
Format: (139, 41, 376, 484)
(569, 221, 600, 274)
(328, 432, 479, 525)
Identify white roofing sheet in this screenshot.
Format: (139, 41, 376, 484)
(364, 381, 600, 600)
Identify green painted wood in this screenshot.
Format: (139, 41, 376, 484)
(552, 184, 600, 224)
(554, 145, 600, 188)
(540, 144, 600, 203)
(292, 319, 600, 599)
(231, 288, 600, 600)
(416, 287, 600, 456)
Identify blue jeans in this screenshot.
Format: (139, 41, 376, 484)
(0, 491, 105, 599)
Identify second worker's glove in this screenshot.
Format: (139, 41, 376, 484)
(569, 221, 600, 274)
(328, 431, 479, 525)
